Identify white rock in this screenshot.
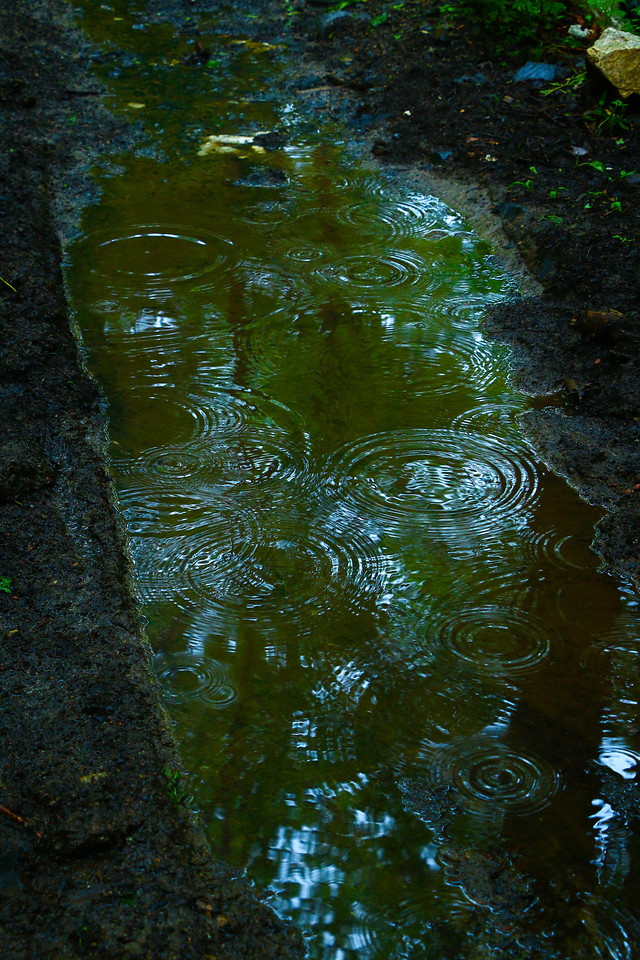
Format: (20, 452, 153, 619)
(586, 27, 640, 99)
(198, 132, 270, 157)
(568, 24, 591, 40)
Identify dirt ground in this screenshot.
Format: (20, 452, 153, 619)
(0, 0, 639, 955)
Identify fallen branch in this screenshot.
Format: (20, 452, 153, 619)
(0, 804, 43, 839)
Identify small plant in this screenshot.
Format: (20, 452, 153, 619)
(331, 0, 368, 10)
(510, 178, 534, 191)
(542, 70, 585, 97)
(509, 165, 538, 192)
(1, 277, 16, 292)
(0, 577, 11, 593)
(582, 0, 640, 30)
(585, 94, 630, 132)
(163, 768, 192, 806)
(580, 159, 607, 172)
(460, 0, 570, 43)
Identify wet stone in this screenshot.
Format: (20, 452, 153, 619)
(321, 10, 359, 27)
(231, 168, 289, 188)
(587, 27, 640, 99)
(454, 72, 487, 85)
(493, 201, 524, 220)
(514, 61, 560, 82)
(429, 147, 454, 164)
(253, 130, 288, 150)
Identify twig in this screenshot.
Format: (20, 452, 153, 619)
(0, 804, 43, 839)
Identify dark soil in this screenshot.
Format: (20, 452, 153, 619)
(1, 0, 639, 955)
(287, 0, 640, 583)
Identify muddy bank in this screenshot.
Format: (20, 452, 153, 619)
(0, 2, 304, 956)
(287, 0, 640, 584)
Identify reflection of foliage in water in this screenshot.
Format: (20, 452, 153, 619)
(68, 2, 640, 954)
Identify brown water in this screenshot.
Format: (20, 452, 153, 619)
(68, 4, 640, 957)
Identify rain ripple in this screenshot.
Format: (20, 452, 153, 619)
(112, 388, 310, 496)
(431, 290, 510, 332)
(452, 400, 527, 441)
(273, 237, 333, 271)
(569, 897, 640, 960)
(329, 428, 539, 541)
(135, 388, 302, 445)
(233, 193, 299, 228)
(311, 250, 434, 297)
(129, 504, 262, 610)
(517, 525, 592, 572)
(334, 193, 447, 242)
(155, 651, 238, 709)
(431, 603, 553, 676)
(237, 519, 389, 613)
(123, 432, 307, 492)
(420, 735, 560, 818)
(93, 223, 233, 295)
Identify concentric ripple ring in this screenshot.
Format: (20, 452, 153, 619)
(424, 736, 561, 817)
(95, 223, 233, 293)
(312, 250, 432, 295)
(130, 505, 262, 610)
(155, 651, 238, 708)
(237, 519, 388, 611)
(329, 428, 539, 540)
(433, 603, 552, 675)
(334, 193, 445, 242)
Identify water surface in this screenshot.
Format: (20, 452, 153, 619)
(69, 5, 640, 957)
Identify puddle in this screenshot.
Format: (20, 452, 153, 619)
(67, 3, 640, 957)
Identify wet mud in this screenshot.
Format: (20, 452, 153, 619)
(1, 0, 639, 956)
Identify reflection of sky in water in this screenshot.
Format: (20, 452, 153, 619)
(599, 737, 640, 780)
(69, 3, 640, 956)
